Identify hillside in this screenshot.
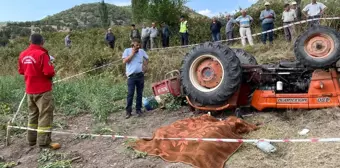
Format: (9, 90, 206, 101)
(40, 3, 206, 28)
(2, 2, 207, 33)
(41, 3, 132, 28)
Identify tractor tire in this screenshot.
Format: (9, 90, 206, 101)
(232, 48, 258, 65)
(294, 25, 340, 68)
(180, 42, 242, 105)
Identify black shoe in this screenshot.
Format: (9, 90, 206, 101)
(125, 114, 131, 119)
(28, 142, 36, 146)
(136, 110, 143, 117)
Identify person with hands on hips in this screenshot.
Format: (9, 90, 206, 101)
(122, 38, 149, 119)
(302, 0, 327, 27)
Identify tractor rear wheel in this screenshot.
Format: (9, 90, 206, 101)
(180, 42, 242, 105)
(232, 48, 258, 65)
(294, 25, 340, 68)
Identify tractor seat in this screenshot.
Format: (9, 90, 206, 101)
(279, 60, 304, 68)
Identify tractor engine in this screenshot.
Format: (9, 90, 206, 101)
(243, 63, 314, 94)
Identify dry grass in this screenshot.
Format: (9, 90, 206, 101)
(227, 108, 340, 168)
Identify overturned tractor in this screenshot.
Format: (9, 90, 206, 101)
(178, 25, 340, 112)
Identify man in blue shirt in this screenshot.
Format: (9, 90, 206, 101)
(122, 38, 149, 119)
(260, 2, 276, 45)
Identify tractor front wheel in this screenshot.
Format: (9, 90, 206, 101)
(294, 25, 340, 68)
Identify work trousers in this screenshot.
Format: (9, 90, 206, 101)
(239, 27, 254, 46)
(142, 37, 150, 51)
(27, 91, 54, 146)
(108, 41, 115, 49)
(162, 36, 170, 48)
(308, 15, 321, 28)
(283, 22, 295, 42)
(150, 37, 158, 49)
(211, 32, 221, 42)
(226, 31, 234, 45)
(126, 73, 145, 115)
(262, 22, 274, 44)
(180, 33, 189, 46)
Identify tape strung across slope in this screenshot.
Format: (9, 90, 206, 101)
(150, 17, 340, 51)
(8, 125, 340, 143)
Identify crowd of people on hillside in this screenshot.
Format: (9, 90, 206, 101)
(220, 0, 327, 47)
(104, 20, 174, 51)
(64, 0, 327, 49)
(99, 0, 327, 50)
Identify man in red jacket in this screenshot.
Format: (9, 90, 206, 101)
(18, 33, 60, 150)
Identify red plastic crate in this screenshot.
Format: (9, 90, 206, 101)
(152, 70, 181, 97)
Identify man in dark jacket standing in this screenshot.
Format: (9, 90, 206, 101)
(105, 28, 115, 49)
(161, 22, 170, 48)
(18, 33, 60, 150)
(130, 24, 141, 41)
(210, 17, 222, 42)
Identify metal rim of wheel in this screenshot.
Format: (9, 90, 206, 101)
(304, 33, 335, 58)
(189, 54, 224, 93)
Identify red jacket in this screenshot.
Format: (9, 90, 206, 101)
(18, 44, 55, 94)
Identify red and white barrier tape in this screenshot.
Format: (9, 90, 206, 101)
(150, 16, 340, 51)
(53, 59, 122, 84)
(8, 125, 340, 143)
(8, 59, 123, 124)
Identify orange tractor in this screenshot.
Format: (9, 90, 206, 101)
(153, 26, 340, 116)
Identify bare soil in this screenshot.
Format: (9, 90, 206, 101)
(2, 107, 340, 168)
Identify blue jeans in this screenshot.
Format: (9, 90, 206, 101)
(126, 73, 144, 115)
(262, 23, 274, 44)
(212, 32, 221, 42)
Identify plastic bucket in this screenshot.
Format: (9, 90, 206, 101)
(143, 97, 159, 111)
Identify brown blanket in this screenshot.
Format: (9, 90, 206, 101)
(133, 115, 257, 168)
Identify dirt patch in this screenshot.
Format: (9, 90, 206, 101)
(2, 107, 340, 168)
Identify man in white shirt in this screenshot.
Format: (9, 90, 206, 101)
(141, 23, 150, 51)
(149, 22, 159, 49)
(290, 1, 300, 20)
(302, 0, 327, 27)
(282, 4, 296, 42)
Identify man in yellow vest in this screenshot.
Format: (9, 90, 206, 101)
(179, 16, 189, 46)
